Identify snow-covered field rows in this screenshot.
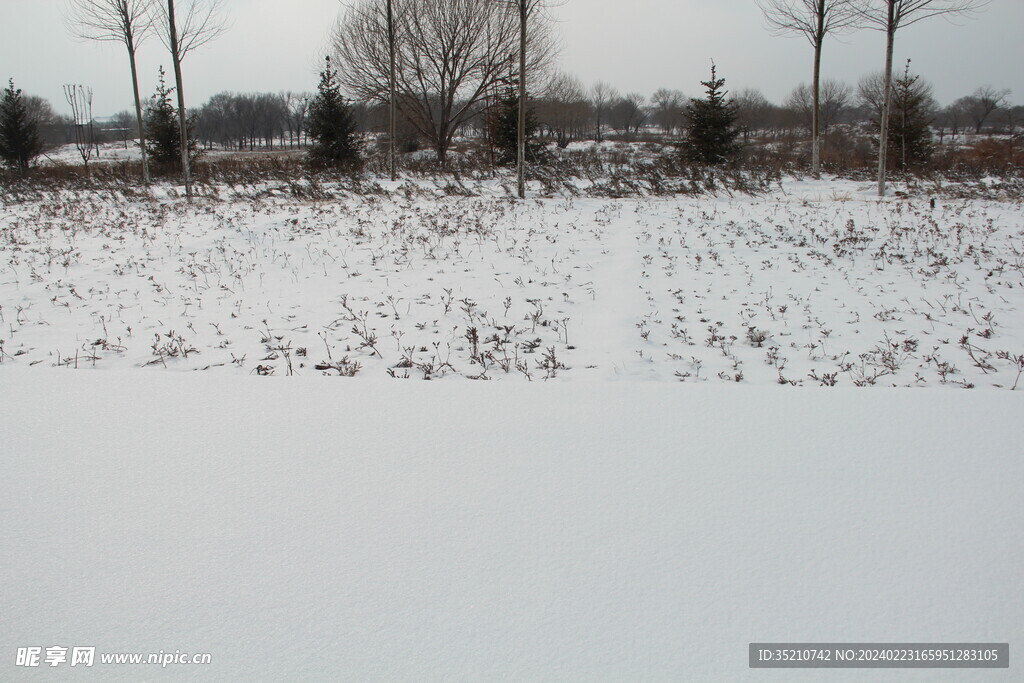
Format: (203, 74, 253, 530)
(1, 178, 1022, 387)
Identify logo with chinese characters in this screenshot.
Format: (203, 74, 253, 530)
(15, 647, 95, 668)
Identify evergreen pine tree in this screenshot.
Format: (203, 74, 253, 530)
(145, 67, 198, 170)
(490, 89, 542, 166)
(307, 57, 361, 169)
(683, 64, 741, 165)
(0, 79, 43, 175)
(880, 61, 934, 172)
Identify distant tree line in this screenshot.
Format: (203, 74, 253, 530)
(192, 91, 313, 151)
(4, 0, 1021, 184)
(5, 69, 1020, 159)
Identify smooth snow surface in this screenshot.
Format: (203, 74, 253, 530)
(1, 372, 1021, 681)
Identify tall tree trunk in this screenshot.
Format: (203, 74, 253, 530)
(811, 43, 822, 178)
(126, 33, 150, 185)
(387, 0, 397, 182)
(167, 0, 193, 202)
(811, 2, 824, 179)
(517, 0, 527, 200)
(877, 2, 895, 198)
(901, 85, 908, 172)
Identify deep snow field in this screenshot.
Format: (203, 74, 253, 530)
(2, 176, 1022, 681)
(0, 176, 1022, 386)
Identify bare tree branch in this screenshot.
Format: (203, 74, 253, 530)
(333, 0, 555, 165)
(500, 0, 563, 198)
(853, 0, 988, 30)
(590, 81, 618, 142)
(64, 0, 154, 182)
(852, 0, 988, 195)
(149, 0, 228, 61)
(148, 0, 228, 201)
(757, 0, 861, 177)
(759, 0, 861, 46)
(64, 0, 154, 45)
(63, 84, 96, 171)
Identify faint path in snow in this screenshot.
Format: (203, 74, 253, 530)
(570, 199, 655, 380)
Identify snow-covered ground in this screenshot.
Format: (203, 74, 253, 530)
(1, 177, 1022, 387)
(2, 176, 1022, 680)
(1, 374, 1021, 681)
(38, 141, 144, 166)
(37, 142, 292, 166)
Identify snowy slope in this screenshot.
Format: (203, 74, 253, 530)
(1, 371, 1021, 681)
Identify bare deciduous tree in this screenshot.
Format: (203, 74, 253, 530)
(22, 95, 68, 148)
(1007, 104, 1024, 133)
(609, 93, 646, 137)
(758, 0, 861, 178)
(284, 92, 312, 148)
(64, 84, 97, 171)
(853, 0, 988, 195)
(963, 85, 1011, 134)
(650, 88, 686, 135)
(332, 0, 407, 172)
(786, 79, 851, 134)
(64, 0, 155, 183)
(149, 0, 227, 200)
(590, 81, 618, 143)
(734, 88, 772, 139)
(538, 72, 590, 147)
(333, 0, 554, 166)
(109, 110, 137, 148)
(934, 100, 964, 142)
(509, 0, 543, 197)
(856, 71, 888, 115)
(385, 0, 397, 181)
(506, 0, 560, 198)
(859, 60, 937, 170)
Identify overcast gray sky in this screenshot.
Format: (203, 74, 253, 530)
(2, 0, 1021, 117)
